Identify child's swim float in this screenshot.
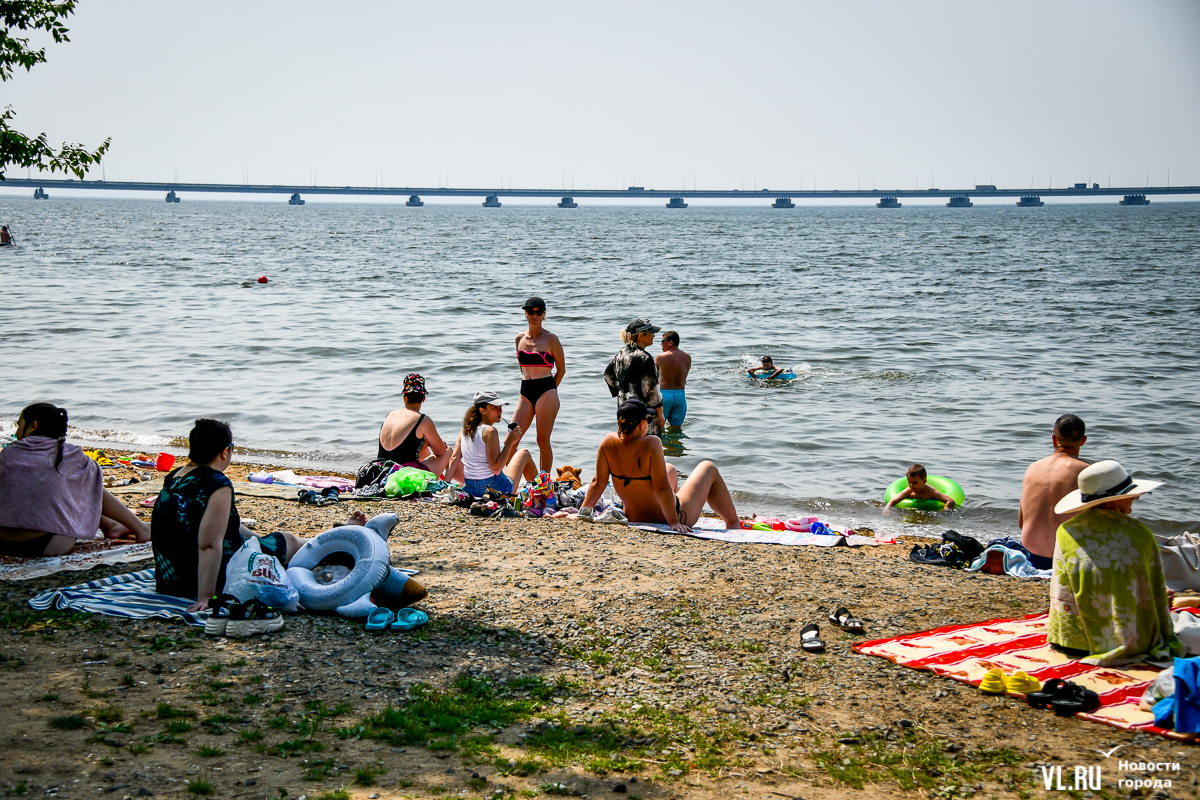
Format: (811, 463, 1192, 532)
(884, 476, 965, 510)
(747, 370, 797, 380)
(286, 513, 412, 617)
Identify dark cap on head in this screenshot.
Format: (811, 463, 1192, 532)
(617, 398, 654, 422)
(625, 318, 661, 335)
(522, 296, 546, 311)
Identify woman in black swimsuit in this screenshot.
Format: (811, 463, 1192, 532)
(578, 399, 740, 533)
(513, 297, 565, 474)
(376, 373, 451, 477)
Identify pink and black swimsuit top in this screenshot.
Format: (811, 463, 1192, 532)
(517, 350, 556, 368)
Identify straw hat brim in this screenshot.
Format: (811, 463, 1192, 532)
(1054, 479, 1163, 515)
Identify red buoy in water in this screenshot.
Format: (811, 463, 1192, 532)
(257, 276, 268, 284)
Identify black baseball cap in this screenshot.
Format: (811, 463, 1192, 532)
(522, 297, 546, 311)
(624, 318, 661, 335)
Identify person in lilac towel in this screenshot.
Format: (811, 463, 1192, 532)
(0, 402, 150, 557)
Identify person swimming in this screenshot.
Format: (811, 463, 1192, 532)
(0, 226, 13, 246)
(749, 355, 787, 379)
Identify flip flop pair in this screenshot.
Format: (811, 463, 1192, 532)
(365, 607, 429, 633)
(1025, 678, 1100, 716)
(829, 606, 865, 634)
(979, 668, 1041, 696)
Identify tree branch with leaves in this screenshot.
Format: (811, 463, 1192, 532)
(0, 0, 110, 180)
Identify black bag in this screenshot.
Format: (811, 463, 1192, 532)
(938, 530, 984, 569)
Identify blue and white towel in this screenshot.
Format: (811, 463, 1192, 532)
(29, 568, 205, 626)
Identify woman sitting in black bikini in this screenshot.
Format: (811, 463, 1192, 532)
(578, 399, 740, 533)
(513, 297, 565, 474)
(376, 373, 452, 477)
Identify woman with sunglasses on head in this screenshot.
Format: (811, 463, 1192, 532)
(512, 297, 565, 474)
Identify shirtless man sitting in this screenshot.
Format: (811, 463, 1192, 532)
(1017, 414, 1089, 569)
(578, 399, 739, 533)
(655, 331, 692, 428)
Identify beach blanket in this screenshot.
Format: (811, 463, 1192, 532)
(632, 517, 896, 547)
(0, 539, 153, 581)
(110, 479, 305, 502)
(0, 436, 103, 539)
(29, 568, 205, 626)
(854, 612, 1200, 740)
(249, 470, 356, 492)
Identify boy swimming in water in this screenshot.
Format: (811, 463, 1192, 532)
(749, 356, 787, 379)
(885, 464, 957, 509)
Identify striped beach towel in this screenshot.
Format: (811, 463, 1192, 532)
(28, 568, 205, 626)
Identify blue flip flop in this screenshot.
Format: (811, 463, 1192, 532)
(390, 608, 429, 632)
(365, 607, 394, 632)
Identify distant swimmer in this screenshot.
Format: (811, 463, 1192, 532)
(749, 355, 787, 379)
(655, 330, 691, 428)
(885, 464, 958, 510)
(0, 226, 12, 246)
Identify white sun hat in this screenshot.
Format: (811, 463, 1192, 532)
(1054, 459, 1163, 515)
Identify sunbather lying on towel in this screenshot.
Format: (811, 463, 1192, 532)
(0, 403, 151, 558)
(579, 399, 739, 533)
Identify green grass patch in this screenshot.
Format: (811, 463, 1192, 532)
(165, 720, 192, 734)
(314, 790, 349, 800)
(238, 729, 264, 744)
(243, 692, 262, 706)
(303, 758, 337, 781)
(127, 742, 151, 755)
(39, 693, 59, 702)
(811, 732, 1025, 791)
(271, 738, 326, 758)
(142, 635, 195, 654)
(93, 705, 124, 723)
(495, 756, 546, 777)
(12, 782, 28, 795)
(49, 714, 89, 730)
(198, 745, 224, 758)
(360, 674, 555, 752)
(156, 702, 196, 719)
(186, 776, 214, 795)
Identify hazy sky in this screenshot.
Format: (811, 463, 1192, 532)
(4, 0, 1199, 193)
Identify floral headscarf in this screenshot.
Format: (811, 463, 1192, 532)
(403, 373, 427, 397)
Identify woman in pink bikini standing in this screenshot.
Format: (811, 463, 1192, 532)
(512, 297, 565, 473)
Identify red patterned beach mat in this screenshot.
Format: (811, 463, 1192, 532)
(853, 613, 1195, 740)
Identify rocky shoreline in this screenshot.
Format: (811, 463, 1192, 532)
(0, 453, 1195, 800)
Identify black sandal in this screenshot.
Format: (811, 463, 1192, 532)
(1025, 678, 1071, 709)
(1051, 684, 1100, 716)
(829, 606, 865, 634)
(799, 623, 825, 653)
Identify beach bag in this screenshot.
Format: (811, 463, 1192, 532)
(224, 536, 299, 612)
(384, 466, 436, 498)
(938, 530, 984, 569)
(1156, 533, 1200, 592)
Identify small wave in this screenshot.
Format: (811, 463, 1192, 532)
(65, 426, 184, 449)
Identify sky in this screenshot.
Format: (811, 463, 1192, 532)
(2, 0, 1199, 195)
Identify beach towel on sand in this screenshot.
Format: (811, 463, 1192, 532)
(0, 436, 103, 539)
(0, 540, 152, 581)
(632, 518, 895, 547)
(29, 568, 205, 626)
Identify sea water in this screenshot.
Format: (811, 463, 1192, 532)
(2, 197, 1198, 541)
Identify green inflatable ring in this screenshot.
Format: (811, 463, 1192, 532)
(884, 475, 965, 510)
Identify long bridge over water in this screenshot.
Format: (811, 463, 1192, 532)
(3, 177, 1196, 208)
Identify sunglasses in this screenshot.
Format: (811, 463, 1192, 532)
(525, 308, 545, 316)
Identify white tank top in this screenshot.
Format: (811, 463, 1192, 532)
(460, 424, 495, 480)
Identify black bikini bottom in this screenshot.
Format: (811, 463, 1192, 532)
(520, 376, 557, 405)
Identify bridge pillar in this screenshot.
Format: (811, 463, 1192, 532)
(1016, 196, 1043, 207)
(165, 190, 181, 203)
(771, 197, 795, 209)
(483, 194, 502, 207)
(1120, 194, 1150, 206)
(666, 197, 688, 209)
(946, 195, 973, 208)
(406, 195, 424, 207)
(288, 193, 305, 206)
(558, 196, 578, 208)
(876, 197, 901, 208)
(33, 187, 48, 199)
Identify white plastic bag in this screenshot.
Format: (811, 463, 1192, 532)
(225, 536, 299, 612)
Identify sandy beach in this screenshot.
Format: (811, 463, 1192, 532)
(0, 453, 1195, 800)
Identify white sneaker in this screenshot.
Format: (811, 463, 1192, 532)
(595, 507, 628, 525)
(224, 600, 285, 638)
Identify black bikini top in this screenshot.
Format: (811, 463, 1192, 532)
(518, 350, 555, 368)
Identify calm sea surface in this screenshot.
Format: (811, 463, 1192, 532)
(2, 197, 1198, 541)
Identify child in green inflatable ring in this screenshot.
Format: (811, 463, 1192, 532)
(885, 464, 958, 510)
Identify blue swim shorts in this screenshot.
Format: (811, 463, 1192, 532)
(660, 389, 687, 426)
(465, 472, 514, 498)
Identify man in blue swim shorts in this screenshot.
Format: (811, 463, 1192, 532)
(655, 331, 691, 428)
